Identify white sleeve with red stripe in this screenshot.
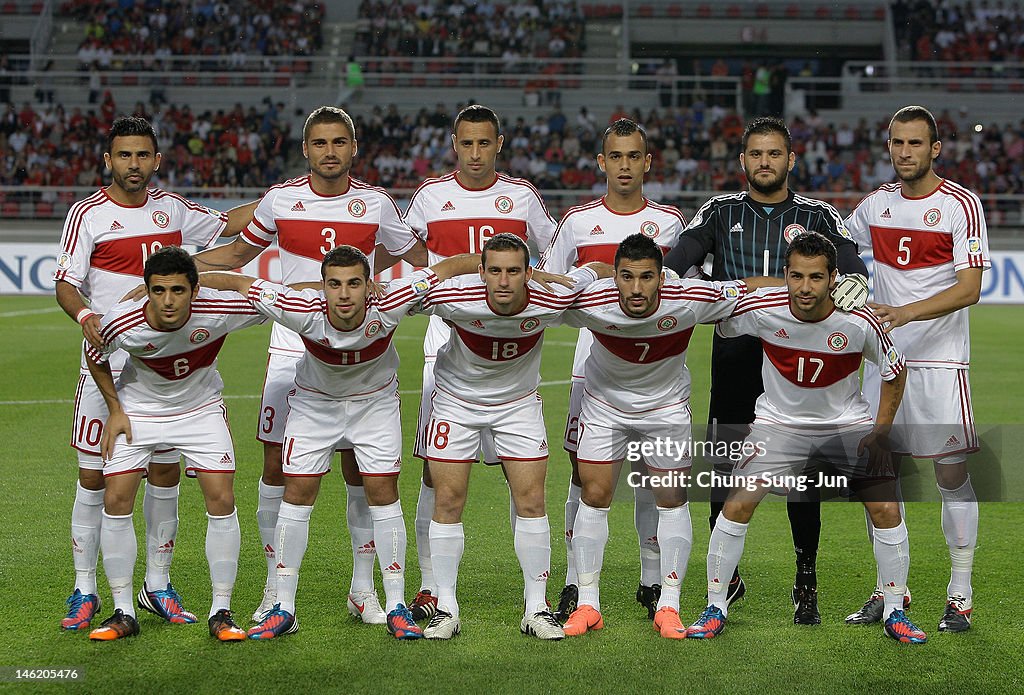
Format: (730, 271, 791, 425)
(672, 278, 747, 324)
(240, 188, 279, 249)
(855, 308, 906, 382)
(944, 181, 990, 272)
(54, 191, 105, 288)
(247, 280, 325, 335)
(152, 188, 227, 248)
(374, 188, 420, 255)
(525, 185, 557, 252)
(715, 286, 784, 338)
(537, 209, 579, 273)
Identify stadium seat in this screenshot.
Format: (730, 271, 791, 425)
(2, 2, 16, 13)
(815, 6, 831, 19)
(873, 6, 887, 20)
(636, 5, 653, 18)
(844, 7, 861, 20)
(35, 201, 53, 217)
(785, 4, 800, 18)
(3, 201, 22, 217)
(121, 74, 138, 86)
(726, 5, 741, 18)
(666, 5, 682, 18)
(756, 4, 770, 18)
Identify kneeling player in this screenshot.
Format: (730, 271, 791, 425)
(684, 232, 926, 644)
(559, 234, 768, 638)
(203, 247, 488, 640)
(85, 247, 265, 641)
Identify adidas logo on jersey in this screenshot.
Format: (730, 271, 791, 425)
(441, 200, 455, 212)
(291, 201, 306, 212)
(590, 225, 604, 235)
(604, 324, 620, 331)
(539, 439, 548, 451)
(220, 453, 233, 464)
(470, 319, 485, 329)
(774, 328, 790, 339)
(730, 223, 743, 233)
(881, 208, 891, 219)
(318, 338, 330, 346)
(109, 220, 124, 231)
(142, 342, 157, 352)
(946, 435, 961, 447)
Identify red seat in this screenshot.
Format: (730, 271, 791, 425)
(786, 4, 800, 18)
(844, 7, 861, 20)
(636, 5, 653, 18)
(697, 4, 711, 18)
(666, 5, 682, 17)
(756, 4, 770, 18)
(815, 6, 831, 19)
(35, 201, 54, 217)
(726, 5, 741, 18)
(121, 74, 138, 86)
(3, 201, 21, 217)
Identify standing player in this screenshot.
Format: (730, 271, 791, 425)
(663, 116, 870, 624)
(844, 105, 988, 633)
(189, 106, 427, 624)
(684, 232, 927, 645)
(85, 247, 265, 641)
(539, 118, 688, 623)
(417, 234, 609, 641)
(402, 104, 556, 622)
(54, 116, 255, 631)
(201, 247, 485, 640)
(559, 234, 766, 639)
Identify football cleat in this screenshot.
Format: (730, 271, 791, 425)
(409, 589, 438, 623)
(423, 610, 460, 640)
(137, 582, 198, 624)
(88, 609, 140, 641)
(937, 594, 972, 633)
(845, 588, 912, 625)
(792, 584, 821, 625)
(251, 585, 277, 623)
(653, 606, 686, 639)
(208, 609, 246, 642)
(247, 604, 298, 639)
(562, 605, 604, 637)
(884, 609, 927, 644)
(347, 591, 387, 625)
(520, 610, 565, 641)
(685, 605, 727, 639)
(727, 575, 746, 606)
(553, 584, 578, 624)
(635, 583, 662, 620)
(386, 604, 424, 640)
(62, 589, 101, 630)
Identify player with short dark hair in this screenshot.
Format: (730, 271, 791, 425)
(84, 247, 266, 641)
(559, 234, 777, 639)
(684, 233, 926, 645)
(663, 115, 870, 625)
(403, 103, 556, 623)
(843, 105, 989, 632)
(189, 105, 429, 625)
(540, 118, 692, 624)
(54, 116, 255, 632)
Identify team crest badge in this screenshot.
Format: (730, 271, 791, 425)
(520, 317, 540, 332)
(57, 252, 72, 269)
(190, 328, 210, 344)
(886, 347, 900, 366)
(348, 199, 367, 217)
(495, 196, 514, 214)
(827, 331, 848, 351)
(923, 208, 941, 227)
(365, 319, 384, 338)
(783, 223, 806, 243)
(967, 237, 982, 254)
(657, 316, 678, 331)
(152, 211, 170, 228)
(640, 221, 660, 238)
(260, 288, 277, 304)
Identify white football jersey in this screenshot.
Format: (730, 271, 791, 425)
(246, 270, 438, 399)
(563, 277, 745, 413)
(845, 179, 989, 367)
(538, 196, 686, 379)
(405, 172, 557, 358)
(240, 175, 420, 356)
(717, 287, 905, 427)
(54, 187, 227, 373)
(88, 288, 265, 418)
(420, 266, 597, 405)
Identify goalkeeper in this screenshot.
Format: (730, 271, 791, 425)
(663, 116, 868, 626)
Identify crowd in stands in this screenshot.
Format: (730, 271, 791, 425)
(354, 0, 585, 63)
(894, 0, 1024, 62)
(0, 95, 291, 192)
(1, 98, 1020, 210)
(62, 0, 324, 70)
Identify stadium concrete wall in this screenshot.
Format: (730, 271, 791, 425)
(3, 242, 1023, 304)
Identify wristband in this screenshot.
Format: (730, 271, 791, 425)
(76, 308, 96, 325)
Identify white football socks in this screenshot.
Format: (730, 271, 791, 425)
(275, 502, 312, 615)
(634, 485, 661, 587)
(346, 484, 376, 594)
(101, 511, 137, 617)
(71, 482, 103, 595)
(206, 508, 240, 617)
(573, 502, 610, 612)
(563, 481, 582, 586)
(938, 476, 978, 600)
(707, 514, 748, 617)
(514, 515, 551, 615)
(429, 521, 464, 619)
(369, 501, 406, 612)
(143, 482, 178, 589)
(414, 480, 435, 592)
(256, 480, 284, 590)
(872, 520, 910, 620)
(656, 503, 693, 611)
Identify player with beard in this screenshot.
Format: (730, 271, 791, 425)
(843, 106, 989, 633)
(663, 116, 870, 625)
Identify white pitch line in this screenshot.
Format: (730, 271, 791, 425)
(0, 379, 575, 406)
(0, 306, 64, 319)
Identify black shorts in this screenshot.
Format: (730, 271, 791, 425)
(705, 332, 764, 445)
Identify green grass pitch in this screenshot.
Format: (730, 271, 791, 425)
(0, 296, 1021, 693)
